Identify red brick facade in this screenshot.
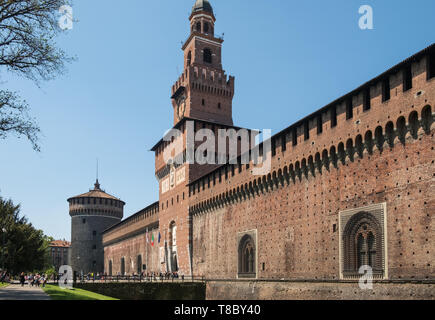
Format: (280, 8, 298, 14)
(103, 1, 434, 287)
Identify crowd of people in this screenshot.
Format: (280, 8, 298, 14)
(3, 269, 186, 285)
(78, 271, 184, 282)
(19, 273, 48, 288)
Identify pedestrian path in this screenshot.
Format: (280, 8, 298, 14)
(0, 284, 51, 300)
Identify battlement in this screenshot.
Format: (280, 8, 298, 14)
(187, 44, 435, 213)
(171, 66, 234, 97)
(102, 201, 159, 246)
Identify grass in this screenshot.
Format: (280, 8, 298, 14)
(0, 282, 9, 289)
(42, 284, 118, 300)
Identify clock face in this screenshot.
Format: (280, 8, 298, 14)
(177, 97, 186, 120)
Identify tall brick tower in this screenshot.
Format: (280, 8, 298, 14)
(171, 0, 234, 126)
(154, 0, 237, 276)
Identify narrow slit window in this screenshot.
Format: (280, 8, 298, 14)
(382, 77, 390, 102)
(304, 121, 309, 140)
(363, 88, 371, 111)
(271, 138, 276, 156)
(292, 128, 297, 146)
(403, 65, 412, 92)
(317, 115, 323, 134)
(346, 98, 353, 119)
(331, 107, 337, 128)
(428, 51, 435, 80)
(281, 134, 287, 151)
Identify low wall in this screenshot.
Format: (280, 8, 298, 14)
(74, 282, 206, 300)
(206, 280, 435, 300)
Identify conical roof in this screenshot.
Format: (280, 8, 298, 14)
(68, 180, 124, 203)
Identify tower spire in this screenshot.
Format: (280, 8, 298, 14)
(94, 158, 100, 190)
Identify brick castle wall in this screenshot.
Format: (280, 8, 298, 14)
(189, 54, 435, 280)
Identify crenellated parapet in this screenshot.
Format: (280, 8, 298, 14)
(188, 44, 435, 216)
(102, 202, 160, 246)
(171, 66, 234, 99)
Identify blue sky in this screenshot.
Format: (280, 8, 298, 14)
(0, 0, 434, 240)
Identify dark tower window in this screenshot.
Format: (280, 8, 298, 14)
(281, 134, 287, 151)
(331, 106, 337, 127)
(403, 65, 412, 91)
(238, 234, 256, 278)
(428, 51, 435, 80)
(292, 128, 297, 146)
(346, 98, 353, 119)
(196, 21, 201, 32)
(304, 121, 309, 140)
(317, 114, 323, 134)
(187, 51, 192, 66)
(271, 138, 276, 156)
(82, 218, 86, 224)
(218, 102, 221, 109)
(382, 77, 390, 102)
(203, 48, 212, 64)
(363, 88, 371, 111)
(202, 99, 205, 106)
(204, 22, 209, 33)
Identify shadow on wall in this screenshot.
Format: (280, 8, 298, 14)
(74, 282, 206, 300)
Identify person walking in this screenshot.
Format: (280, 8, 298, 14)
(41, 275, 46, 288)
(20, 272, 25, 287)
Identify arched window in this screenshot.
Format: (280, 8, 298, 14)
(238, 234, 256, 278)
(203, 48, 212, 64)
(203, 22, 209, 33)
(196, 21, 201, 32)
(342, 212, 383, 278)
(120, 257, 125, 276)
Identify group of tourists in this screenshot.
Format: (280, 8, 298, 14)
(19, 273, 48, 288)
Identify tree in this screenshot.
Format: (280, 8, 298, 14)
(0, 196, 52, 274)
(0, 0, 73, 151)
(0, 90, 40, 151)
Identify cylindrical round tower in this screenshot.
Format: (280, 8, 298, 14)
(68, 180, 124, 275)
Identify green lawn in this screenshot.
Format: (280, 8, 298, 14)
(43, 284, 118, 300)
(0, 282, 9, 289)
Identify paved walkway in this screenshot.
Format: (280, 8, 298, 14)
(0, 284, 51, 300)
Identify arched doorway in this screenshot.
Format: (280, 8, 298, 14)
(168, 222, 178, 272)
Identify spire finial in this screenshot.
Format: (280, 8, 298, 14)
(94, 158, 100, 190)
